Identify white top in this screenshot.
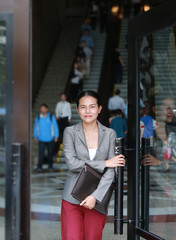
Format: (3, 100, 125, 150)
(55, 101, 71, 120)
(88, 148, 97, 161)
(108, 95, 126, 111)
(83, 46, 92, 58)
(71, 69, 83, 84)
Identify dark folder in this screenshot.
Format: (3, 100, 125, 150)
(71, 163, 114, 215)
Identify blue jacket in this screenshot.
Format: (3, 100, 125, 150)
(79, 35, 94, 48)
(34, 113, 59, 142)
(110, 116, 127, 138)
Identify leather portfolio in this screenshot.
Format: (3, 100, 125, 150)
(71, 163, 114, 215)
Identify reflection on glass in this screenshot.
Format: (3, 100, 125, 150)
(0, 20, 6, 239)
(0, 21, 6, 149)
(139, 27, 176, 239)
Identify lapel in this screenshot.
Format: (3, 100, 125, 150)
(97, 121, 106, 148)
(75, 122, 87, 147)
(75, 121, 106, 149)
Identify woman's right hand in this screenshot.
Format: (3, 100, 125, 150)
(105, 155, 125, 168)
(141, 154, 161, 166)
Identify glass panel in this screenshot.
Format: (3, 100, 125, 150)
(139, 27, 176, 239)
(0, 20, 6, 239)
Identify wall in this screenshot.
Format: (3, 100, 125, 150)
(32, 0, 61, 101)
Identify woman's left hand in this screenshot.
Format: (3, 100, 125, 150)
(80, 195, 96, 210)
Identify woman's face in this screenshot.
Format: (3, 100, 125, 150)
(158, 98, 174, 123)
(77, 96, 102, 124)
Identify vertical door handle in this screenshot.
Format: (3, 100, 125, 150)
(114, 138, 125, 235)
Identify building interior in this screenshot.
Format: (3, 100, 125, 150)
(0, 0, 176, 239)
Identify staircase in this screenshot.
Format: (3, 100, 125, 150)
(56, 26, 107, 163)
(113, 19, 128, 103)
(69, 26, 107, 127)
(83, 31, 107, 92)
(153, 27, 176, 107)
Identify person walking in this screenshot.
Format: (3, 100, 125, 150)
(55, 93, 71, 140)
(108, 89, 126, 112)
(110, 109, 127, 138)
(70, 62, 83, 102)
(34, 104, 59, 172)
(88, 1, 99, 30)
(113, 48, 124, 84)
(99, 1, 108, 33)
(79, 29, 94, 50)
(80, 40, 92, 76)
(61, 90, 125, 240)
(81, 17, 92, 36)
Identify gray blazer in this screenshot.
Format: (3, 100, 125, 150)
(62, 121, 117, 204)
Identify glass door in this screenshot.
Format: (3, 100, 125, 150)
(127, 1, 176, 239)
(139, 28, 176, 240)
(0, 13, 13, 240)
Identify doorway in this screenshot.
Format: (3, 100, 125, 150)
(127, 0, 176, 239)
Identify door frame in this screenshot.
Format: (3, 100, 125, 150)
(0, 12, 13, 240)
(127, 0, 176, 239)
(0, 0, 32, 239)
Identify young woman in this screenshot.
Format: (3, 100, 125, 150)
(142, 97, 176, 171)
(61, 90, 125, 240)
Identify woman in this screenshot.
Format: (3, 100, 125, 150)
(70, 62, 83, 102)
(61, 90, 125, 240)
(142, 97, 176, 171)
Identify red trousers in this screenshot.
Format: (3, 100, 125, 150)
(61, 200, 106, 240)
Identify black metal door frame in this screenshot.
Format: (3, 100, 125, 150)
(127, 1, 176, 239)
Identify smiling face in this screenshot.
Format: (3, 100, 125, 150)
(77, 96, 102, 124)
(158, 98, 174, 123)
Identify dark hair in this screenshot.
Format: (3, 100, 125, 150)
(114, 109, 123, 115)
(76, 90, 101, 107)
(116, 89, 121, 95)
(40, 103, 48, 108)
(60, 92, 66, 96)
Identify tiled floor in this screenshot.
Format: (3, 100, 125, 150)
(1, 160, 176, 239)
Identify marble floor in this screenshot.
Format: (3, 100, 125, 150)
(1, 160, 176, 239)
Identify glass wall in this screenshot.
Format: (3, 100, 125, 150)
(139, 27, 176, 239)
(0, 20, 6, 239)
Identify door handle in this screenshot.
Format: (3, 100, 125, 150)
(141, 137, 152, 231)
(114, 137, 125, 235)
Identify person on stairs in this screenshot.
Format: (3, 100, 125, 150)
(80, 41, 92, 76)
(70, 62, 83, 102)
(88, 1, 99, 30)
(79, 29, 94, 50)
(99, 1, 108, 33)
(55, 93, 71, 145)
(113, 48, 124, 84)
(81, 17, 92, 36)
(34, 103, 59, 172)
(108, 89, 126, 113)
